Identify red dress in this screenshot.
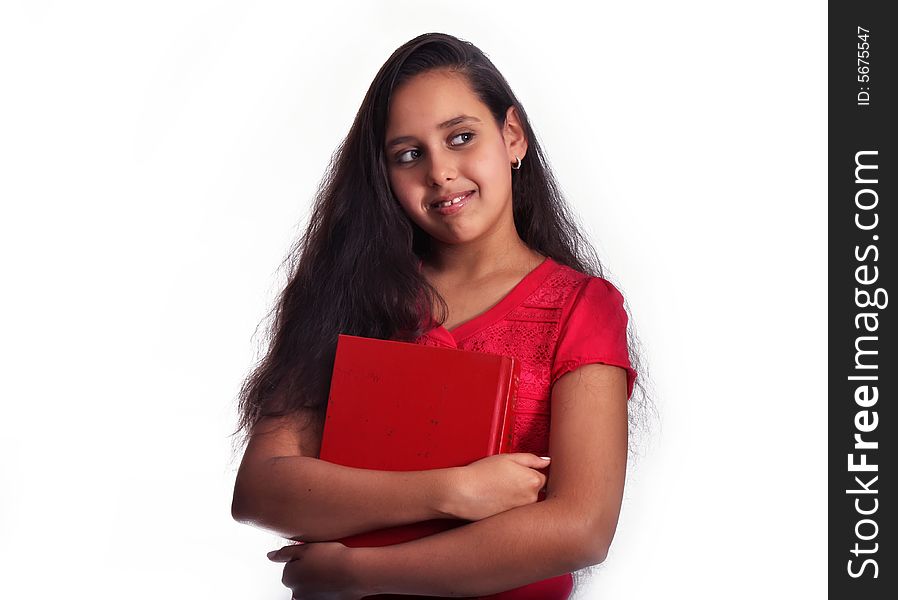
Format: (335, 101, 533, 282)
(407, 257, 637, 599)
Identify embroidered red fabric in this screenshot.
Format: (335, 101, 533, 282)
(405, 257, 637, 600)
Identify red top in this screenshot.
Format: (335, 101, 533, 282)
(405, 257, 637, 600)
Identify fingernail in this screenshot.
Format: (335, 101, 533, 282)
(267, 550, 278, 560)
(540, 456, 551, 460)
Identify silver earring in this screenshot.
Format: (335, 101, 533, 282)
(512, 154, 522, 170)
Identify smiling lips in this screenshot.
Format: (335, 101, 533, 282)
(430, 190, 474, 210)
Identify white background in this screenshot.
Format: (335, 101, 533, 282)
(0, 1, 826, 598)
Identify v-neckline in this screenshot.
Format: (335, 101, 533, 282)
(425, 256, 558, 345)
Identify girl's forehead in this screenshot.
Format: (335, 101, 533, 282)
(385, 71, 489, 134)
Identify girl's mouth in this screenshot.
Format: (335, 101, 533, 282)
(430, 191, 474, 215)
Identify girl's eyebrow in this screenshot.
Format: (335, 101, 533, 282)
(385, 115, 482, 148)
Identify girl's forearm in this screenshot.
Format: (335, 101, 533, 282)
(349, 497, 606, 597)
(232, 456, 460, 541)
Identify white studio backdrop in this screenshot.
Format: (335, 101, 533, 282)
(0, 1, 826, 598)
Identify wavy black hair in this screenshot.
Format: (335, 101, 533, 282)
(232, 30, 654, 467)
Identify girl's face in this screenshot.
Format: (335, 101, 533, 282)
(384, 70, 527, 247)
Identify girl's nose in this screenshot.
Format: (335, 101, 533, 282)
(426, 149, 458, 186)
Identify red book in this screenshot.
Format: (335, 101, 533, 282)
(318, 333, 521, 548)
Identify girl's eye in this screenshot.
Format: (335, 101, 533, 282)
(396, 149, 421, 164)
(450, 131, 475, 146)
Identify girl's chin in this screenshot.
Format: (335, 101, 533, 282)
(422, 227, 487, 247)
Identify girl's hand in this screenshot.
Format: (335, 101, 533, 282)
(448, 453, 551, 521)
(268, 542, 366, 600)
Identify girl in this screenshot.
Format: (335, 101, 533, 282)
(231, 32, 648, 599)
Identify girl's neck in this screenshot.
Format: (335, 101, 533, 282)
(423, 234, 544, 281)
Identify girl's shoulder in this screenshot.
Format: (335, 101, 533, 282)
(547, 261, 636, 397)
(537, 259, 624, 313)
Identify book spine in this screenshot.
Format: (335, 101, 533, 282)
(495, 358, 520, 454)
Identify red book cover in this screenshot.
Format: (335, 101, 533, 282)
(318, 333, 521, 548)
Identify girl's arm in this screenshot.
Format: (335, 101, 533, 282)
(348, 363, 629, 597)
(231, 412, 458, 541)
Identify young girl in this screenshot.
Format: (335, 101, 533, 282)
(231, 32, 647, 600)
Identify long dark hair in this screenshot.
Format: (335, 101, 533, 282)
(232, 32, 654, 459)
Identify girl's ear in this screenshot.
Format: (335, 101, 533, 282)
(503, 105, 528, 164)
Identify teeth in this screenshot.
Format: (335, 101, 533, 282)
(435, 192, 469, 209)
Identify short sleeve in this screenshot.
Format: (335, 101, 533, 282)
(551, 277, 638, 399)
